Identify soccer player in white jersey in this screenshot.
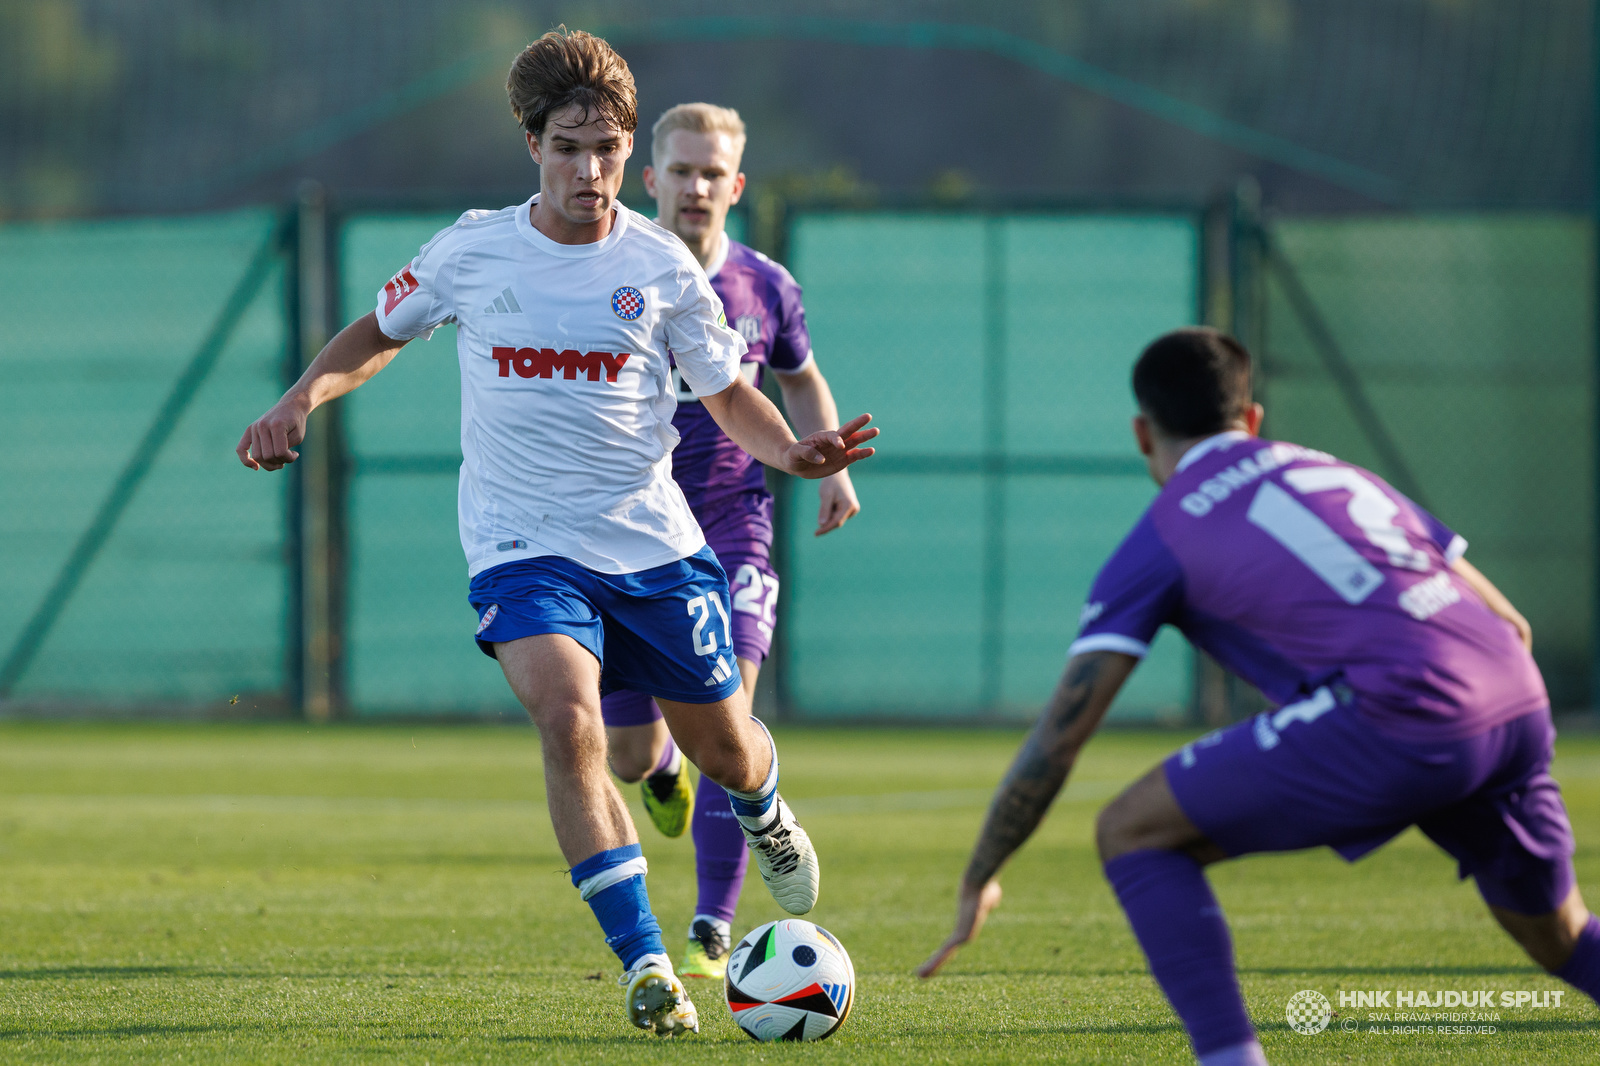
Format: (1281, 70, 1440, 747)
(598, 103, 862, 981)
(235, 29, 876, 1037)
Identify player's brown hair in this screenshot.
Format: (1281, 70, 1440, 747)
(650, 103, 747, 165)
(507, 27, 637, 140)
(1132, 327, 1254, 438)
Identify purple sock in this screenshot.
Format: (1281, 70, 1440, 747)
(692, 770, 748, 923)
(1555, 914, 1600, 1002)
(649, 732, 677, 777)
(1104, 849, 1256, 1057)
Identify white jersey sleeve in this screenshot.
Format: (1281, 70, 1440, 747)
(664, 261, 746, 397)
(374, 219, 468, 342)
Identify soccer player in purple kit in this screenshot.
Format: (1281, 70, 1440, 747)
(600, 102, 863, 980)
(921, 328, 1599, 1064)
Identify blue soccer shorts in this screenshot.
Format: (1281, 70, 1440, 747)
(1164, 690, 1574, 916)
(468, 546, 743, 705)
(600, 492, 777, 729)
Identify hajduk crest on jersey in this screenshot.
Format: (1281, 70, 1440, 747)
(611, 285, 644, 320)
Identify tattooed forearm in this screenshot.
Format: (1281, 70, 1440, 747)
(961, 652, 1130, 888)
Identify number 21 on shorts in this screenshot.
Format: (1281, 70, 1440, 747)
(686, 593, 732, 656)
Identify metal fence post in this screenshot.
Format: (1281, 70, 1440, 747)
(291, 182, 348, 721)
(1189, 193, 1236, 727)
(979, 215, 1008, 713)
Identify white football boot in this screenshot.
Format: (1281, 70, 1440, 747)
(741, 795, 820, 914)
(620, 955, 699, 1037)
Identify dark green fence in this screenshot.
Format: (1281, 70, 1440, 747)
(1256, 214, 1593, 709)
(2, 204, 1592, 719)
(781, 212, 1200, 721)
(0, 211, 289, 711)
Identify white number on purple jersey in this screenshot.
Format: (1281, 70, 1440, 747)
(1247, 467, 1430, 605)
(731, 564, 780, 626)
(1281, 467, 1430, 571)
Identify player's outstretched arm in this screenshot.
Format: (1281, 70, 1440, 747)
(236, 312, 406, 471)
(918, 651, 1137, 978)
(698, 377, 877, 480)
(773, 361, 861, 535)
(1450, 556, 1532, 651)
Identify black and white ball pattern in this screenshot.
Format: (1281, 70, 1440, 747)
(724, 919, 855, 1042)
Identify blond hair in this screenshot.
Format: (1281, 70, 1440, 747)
(650, 103, 747, 165)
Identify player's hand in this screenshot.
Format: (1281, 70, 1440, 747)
(236, 396, 310, 471)
(814, 471, 860, 536)
(783, 413, 877, 480)
(916, 878, 1002, 978)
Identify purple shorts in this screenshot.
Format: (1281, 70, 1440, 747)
(1165, 689, 1574, 915)
(601, 491, 778, 728)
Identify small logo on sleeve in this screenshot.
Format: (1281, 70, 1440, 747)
(475, 604, 499, 636)
(383, 267, 419, 314)
(611, 286, 644, 320)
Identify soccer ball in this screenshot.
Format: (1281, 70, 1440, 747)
(724, 919, 855, 1041)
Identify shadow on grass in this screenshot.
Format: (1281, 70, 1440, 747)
(0, 1025, 235, 1039)
(1059, 1022, 1186, 1037)
(0, 965, 485, 981)
(1241, 965, 1544, 977)
(496, 1035, 695, 1046)
(0, 965, 188, 980)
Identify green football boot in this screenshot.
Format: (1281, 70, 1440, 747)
(679, 917, 731, 980)
(641, 757, 694, 838)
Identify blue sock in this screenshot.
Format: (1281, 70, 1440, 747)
(1105, 849, 1256, 1058)
(724, 717, 779, 830)
(569, 844, 665, 970)
(1556, 914, 1600, 1003)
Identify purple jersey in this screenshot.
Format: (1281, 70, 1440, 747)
(669, 237, 813, 510)
(1073, 432, 1547, 741)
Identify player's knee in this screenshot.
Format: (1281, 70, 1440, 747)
(607, 747, 653, 783)
(523, 698, 602, 751)
(687, 738, 759, 794)
(1095, 799, 1138, 863)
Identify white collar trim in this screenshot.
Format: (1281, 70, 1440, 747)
(1175, 430, 1252, 473)
(516, 194, 629, 258)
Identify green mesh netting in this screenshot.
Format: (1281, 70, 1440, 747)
(783, 213, 1200, 720)
(0, 210, 287, 705)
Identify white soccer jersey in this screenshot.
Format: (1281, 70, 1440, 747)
(375, 197, 747, 576)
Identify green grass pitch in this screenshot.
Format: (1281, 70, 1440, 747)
(1, 721, 1597, 1063)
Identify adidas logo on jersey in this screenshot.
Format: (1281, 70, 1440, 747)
(483, 287, 523, 315)
(491, 346, 631, 383)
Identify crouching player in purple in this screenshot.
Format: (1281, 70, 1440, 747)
(600, 102, 863, 980)
(921, 328, 1597, 1064)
